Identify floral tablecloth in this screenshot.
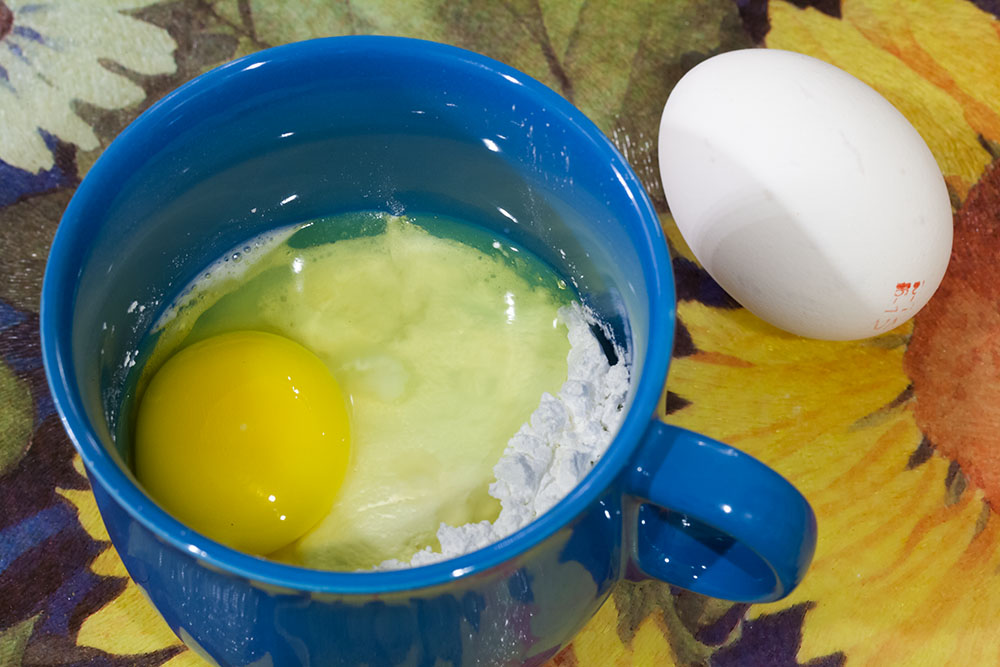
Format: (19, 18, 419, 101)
(3, 1, 1000, 665)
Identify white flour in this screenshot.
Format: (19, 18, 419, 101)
(377, 302, 630, 569)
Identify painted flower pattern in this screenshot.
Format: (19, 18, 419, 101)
(652, 1, 1000, 665)
(0, 0, 176, 173)
(55, 456, 202, 665)
(4, 0, 1000, 665)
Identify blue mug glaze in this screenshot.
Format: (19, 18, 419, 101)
(41, 36, 816, 666)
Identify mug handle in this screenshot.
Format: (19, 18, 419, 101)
(625, 420, 817, 603)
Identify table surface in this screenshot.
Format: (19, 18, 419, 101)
(3, 1, 1000, 665)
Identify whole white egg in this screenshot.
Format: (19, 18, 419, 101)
(658, 49, 952, 340)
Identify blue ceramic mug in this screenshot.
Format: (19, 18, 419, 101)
(41, 36, 816, 666)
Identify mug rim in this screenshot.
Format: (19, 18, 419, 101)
(40, 35, 676, 594)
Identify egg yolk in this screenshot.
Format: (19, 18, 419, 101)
(134, 331, 350, 555)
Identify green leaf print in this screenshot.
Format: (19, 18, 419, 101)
(229, 0, 752, 212)
(0, 357, 32, 477)
(0, 614, 39, 666)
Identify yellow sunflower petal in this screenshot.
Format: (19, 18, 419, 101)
(571, 598, 630, 665)
(784, 456, 1000, 665)
(58, 458, 117, 574)
(666, 300, 1000, 664)
(572, 595, 681, 666)
(57, 457, 187, 656)
(766, 0, 997, 200)
(76, 580, 185, 656)
(89, 545, 129, 578)
(849, 1, 1000, 143)
(665, 303, 910, 470)
(629, 612, 682, 666)
(161, 651, 212, 667)
(56, 486, 110, 543)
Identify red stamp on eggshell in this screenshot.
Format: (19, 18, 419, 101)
(873, 280, 924, 332)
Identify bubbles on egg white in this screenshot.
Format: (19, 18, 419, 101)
(151, 225, 300, 331)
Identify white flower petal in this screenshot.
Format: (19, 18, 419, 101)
(37, 48, 146, 109)
(24, 9, 177, 76)
(0, 104, 56, 172)
(88, 0, 173, 10)
(92, 14, 177, 76)
(23, 92, 101, 151)
(9, 66, 101, 151)
(1, 0, 177, 172)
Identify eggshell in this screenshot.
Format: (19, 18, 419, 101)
(658, 48, 952, 340)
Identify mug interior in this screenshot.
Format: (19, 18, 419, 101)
(41, 36, 675, 592)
